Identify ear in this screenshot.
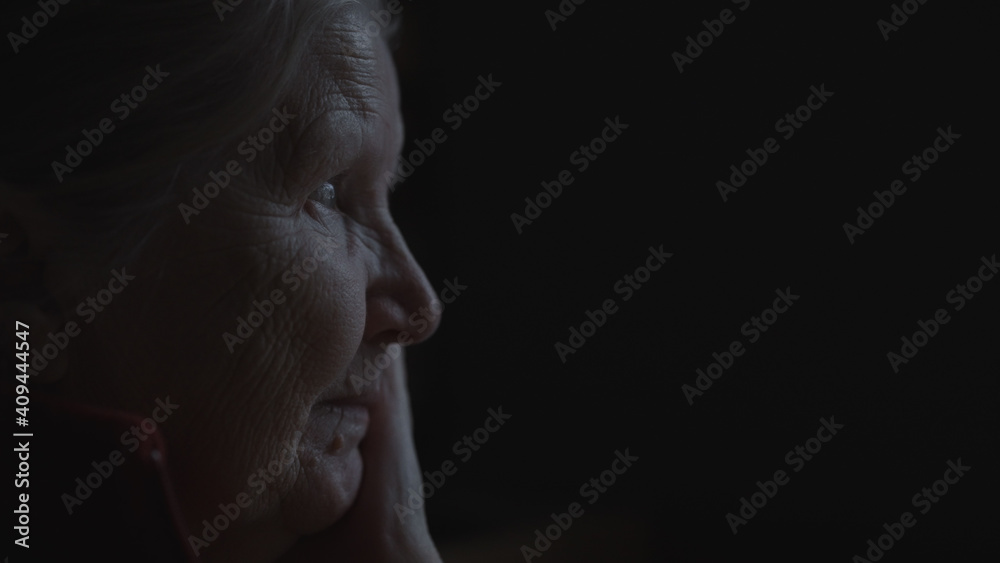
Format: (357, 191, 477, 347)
(0, 190, 71, 383)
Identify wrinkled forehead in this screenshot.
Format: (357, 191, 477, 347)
(276, 7, 403, 190)
(307, 7, 399, 115)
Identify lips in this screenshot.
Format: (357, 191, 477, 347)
(304, 403, 370, 455)
(282, 348, 390, 534)
(285, 401, 371, 535)
(304, 347, 389, 457)
(313, 348, 392, 408)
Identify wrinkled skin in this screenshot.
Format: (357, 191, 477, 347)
(11, 6, 444, 562)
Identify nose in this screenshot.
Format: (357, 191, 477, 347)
(362, 227, 442, 347)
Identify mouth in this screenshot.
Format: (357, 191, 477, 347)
(306, 402, 370, 455)
(287, 400, 370, 535)
(289, 344, 398, 534)
(313, 346, 394, 408)
(286, 354, 389, 534)
(305, 350, 389, 451)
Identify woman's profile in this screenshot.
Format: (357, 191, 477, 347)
(2, 1, 444, 560)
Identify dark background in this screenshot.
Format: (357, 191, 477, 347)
(388, 1, 998, 561)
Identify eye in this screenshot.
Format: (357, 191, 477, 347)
(308, 179, 339, 211)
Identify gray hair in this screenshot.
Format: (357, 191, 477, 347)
(1, 0, 385, 253)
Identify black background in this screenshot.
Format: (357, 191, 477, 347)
(388, 1, 998, 561)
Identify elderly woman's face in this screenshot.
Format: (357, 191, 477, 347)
(51, 10, 440, 561)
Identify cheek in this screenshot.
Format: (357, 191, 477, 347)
(162, 228, 369, 528)
(274, 229, 367, 391)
